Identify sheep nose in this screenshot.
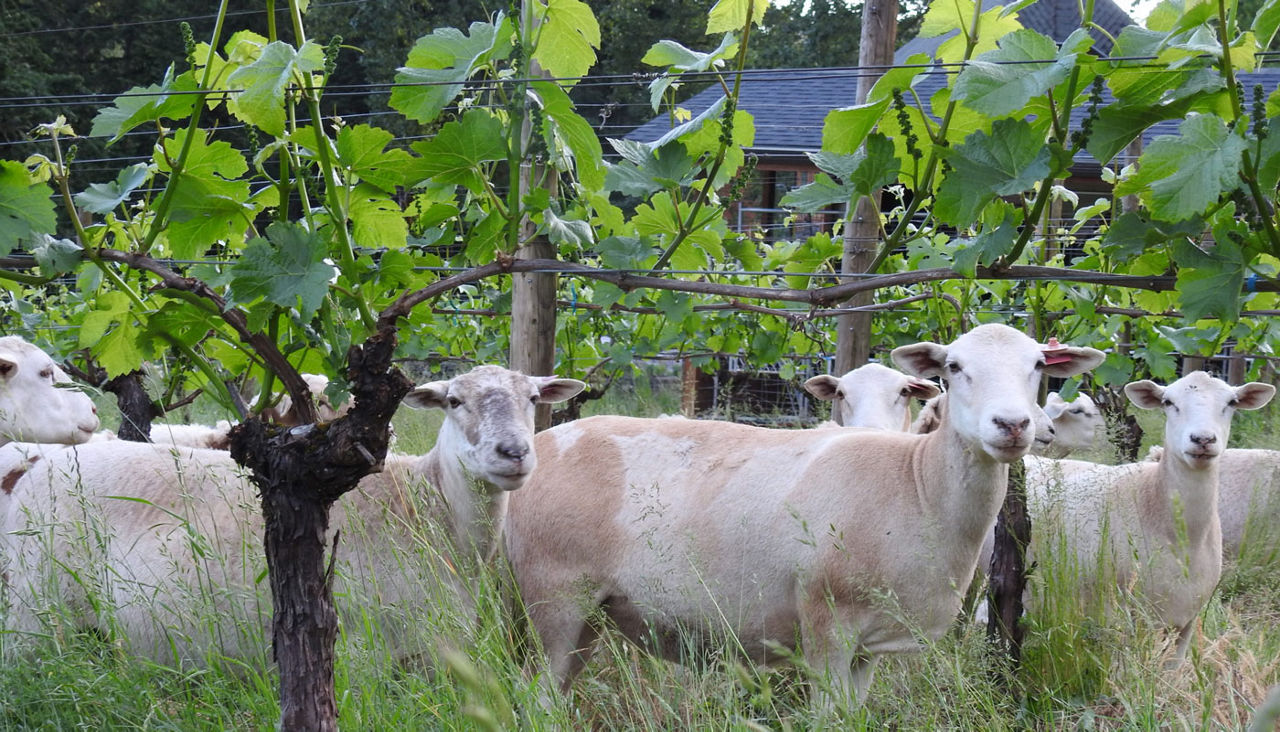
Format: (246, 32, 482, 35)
(1190, 433, 1218, 446)
(993, 417, 1030, 436)
(497, 442, 530, 461)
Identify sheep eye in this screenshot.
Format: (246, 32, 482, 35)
(39, 368, 54, 380)
(899, 387, 912, 397)
(529, 394, 539, 405)
(1070, 408, 1084, 415)
(1162, 398, 1174, 408)
(946, 363, 962, 374)
(836, 390, 845, 399)
(1034, 360, 1045, 370)
(447, 396, 463, 409)
(1227, 397, 1239, 408)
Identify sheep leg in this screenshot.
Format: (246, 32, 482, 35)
(800, 615, 870, 713)
(1167, 617, 1197, 668)
(526, 596, 600, 693)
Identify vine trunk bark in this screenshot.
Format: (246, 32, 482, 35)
(228, 334, 412, 731)
(987, 459, 1029, 674)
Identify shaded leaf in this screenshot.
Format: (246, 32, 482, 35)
(230, 223, 335, 317)
(0, 161, 56, 256)
(935, 119, 1051, 228)
(74, 164, 151, 214)
(410, 111, 508, 193)
(30, 236, 83, 276)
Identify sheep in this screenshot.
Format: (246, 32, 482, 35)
(0, 336, 99, 446)
(1, 365, 585, 667)
(803, 363, 941, 429)
(147, 373, 350, 449)
(1038, 391, 1103, 458)
(1017, 372, 1274, 663)
(1146, 445, 1280, 562)
(505, 323, 1103, 709)
(914, 391, 1097, 458)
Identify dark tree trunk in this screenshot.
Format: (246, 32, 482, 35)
(1093, 385, 1143, 463)
(228, 334, 412, 732)
(104, 370, 159, 442)
(987, 460, 1029, 672)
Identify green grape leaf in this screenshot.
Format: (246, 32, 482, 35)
(0, 161, 56, 256)
(155, 128, 254, 258)
(533, 80, 605, 190)
(89, 65, 199, 142)
(335, 124, 428, 193)
(707, 0, 769, 33)
(411, 111, 508, 193)
(349, 185, 409, 249)
(229, 222, 336, 317)
(391, 17, 515, 124)
(1114, 114, 1245, 222)
(226, 41, 325, 136)
(30, 236, 83, 276)
(935, 119, 1051, 228)
(74, 164, 151, 215)
(952, 29, 1079, 119)
(532, 0, 600, 83)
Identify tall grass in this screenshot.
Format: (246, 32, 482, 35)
(3, 384, 1279, 729)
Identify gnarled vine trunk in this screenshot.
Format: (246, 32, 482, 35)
(229, 335, 412, 731)
(987, 459, 1030, 674)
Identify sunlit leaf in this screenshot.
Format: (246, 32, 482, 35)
(391, 16, 515, 124)
(226, 41, 324, 136)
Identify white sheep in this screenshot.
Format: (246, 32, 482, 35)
(1038, 391, 1103, 458)
(803, 363, 940, 430)
(505, 323, 1103, 709)
(1, 365, 584, 667)
(147, 373, 350, 449)
(910, 392, 1057, 457)
(1018, 372, 1274, 663)
(0, 336, 99, 446)
(1146, 445, 1280, 562)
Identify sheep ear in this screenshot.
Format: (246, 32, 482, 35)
(891, 342, 948, 379)
(803, 375, 841, 401)
(1042, 347, 1106, 378)
(905, 377, 941, 400)
(1124, 380, 1165, 409)
(404, 381, 450, 410)
(1042, 393, 1067, 419)
(534, 378, 586, 404)
(1234, 382, 1276, 410)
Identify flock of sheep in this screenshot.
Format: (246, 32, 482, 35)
(0, 324, 1277, 713)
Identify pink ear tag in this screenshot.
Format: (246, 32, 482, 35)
(1042, 337, 1073, 365)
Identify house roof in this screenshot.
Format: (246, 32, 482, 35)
(625, 0, 1179, 168)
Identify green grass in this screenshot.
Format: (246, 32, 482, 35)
(5, 384, 1280, 730)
